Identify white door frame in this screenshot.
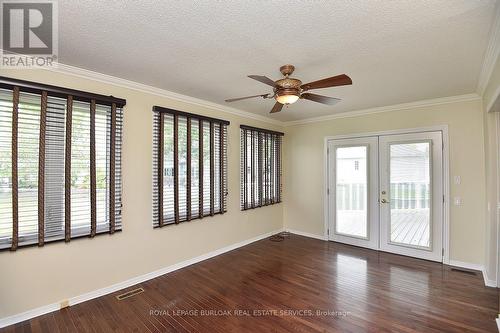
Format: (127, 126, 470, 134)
(323, 125, 450, 264)
(495, 112, 500, 287)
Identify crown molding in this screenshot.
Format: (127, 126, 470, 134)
(283, 93, 481, 126)
(47, 63, 285, 126)
(486, 84, 500, 112)
(476, 2, 500, 95)
(38, 63, 481, 128)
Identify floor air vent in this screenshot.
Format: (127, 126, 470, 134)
(116, 287, 144, 300)
(451, 268, 477, 275)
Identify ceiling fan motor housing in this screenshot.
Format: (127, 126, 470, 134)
(275, 77, 302, 98)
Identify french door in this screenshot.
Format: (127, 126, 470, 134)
(328, 131, 443, 262)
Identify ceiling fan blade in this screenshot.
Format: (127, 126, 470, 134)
(301, 74, 352, 91)
(248, 75, 276, 87)
(225, 93, 269, 102)
(270, 102, 284, 114)
(301, 93, 341, 105)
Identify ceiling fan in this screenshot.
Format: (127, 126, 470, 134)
(225, 64, 352, 113)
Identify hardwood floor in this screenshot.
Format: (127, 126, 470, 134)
(2, 234, 498, 332)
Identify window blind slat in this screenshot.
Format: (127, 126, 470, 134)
(11, 87, 19, 250)
(90, 99, 96, 237)
(173, 114, 179, 224)
(158, 113, 164, 227)
(43, 96, 66, 242)
(203, 121, 211, 215)
(190, 119, 199, 219)
(0, 90, 13, 248)
(186, 117, 191, 221)
(258, 132, 262, 207)
(109, 103, 116, 234)
(38, 91, 47, 246)
(178, 116, 188, 221)
(70, 101, 91, 237)
(251, 130, 255, 208)
(241, 128, 247, 210)
(64, 95, 73, 242)
(199, 119, 204, 219)
(114, 106, 123, 230)
(219, 122, 224, 213)
(210, 121, 214, 216)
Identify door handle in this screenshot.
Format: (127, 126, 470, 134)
(381, 199, 390, 204)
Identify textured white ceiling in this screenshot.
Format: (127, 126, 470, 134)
(59, 0, 497, 121)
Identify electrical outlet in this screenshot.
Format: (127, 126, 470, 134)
(60, 300, 69, 309)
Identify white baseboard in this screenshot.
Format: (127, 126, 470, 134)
(448, 260, 484, 271)
(0, 303, 60, 330)
(285, 229, 328, 241)
(482, 269, 498, 288)
(447, 260, 498, 288)
(0, 228, 284, 329)
(496, 318, 500, 332)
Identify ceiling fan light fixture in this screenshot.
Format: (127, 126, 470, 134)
(276, 94, 299, 105)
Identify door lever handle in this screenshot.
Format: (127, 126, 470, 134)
(381, 199, 390, 204)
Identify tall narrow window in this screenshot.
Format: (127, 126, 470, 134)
(240, 125, 283, 210)
(0, 76, 126, 251)
(152, 106, 228, 227)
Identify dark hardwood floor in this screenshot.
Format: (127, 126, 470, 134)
(2, 234, 498, 333)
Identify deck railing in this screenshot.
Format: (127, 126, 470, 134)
(336, 182, 430, 210)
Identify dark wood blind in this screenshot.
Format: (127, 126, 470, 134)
(152, 106, 229, 228)
(0, 77, 125, 251)
(240, 125, 283, 210)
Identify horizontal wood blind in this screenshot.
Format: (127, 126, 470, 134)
(240, 125, 283, 210)
(0, 77, 125, 251)
(152, 106, 228, 228)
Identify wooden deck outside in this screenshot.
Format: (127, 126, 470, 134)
(337, 209, 430, 247)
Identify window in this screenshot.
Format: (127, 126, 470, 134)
(0, 76, 125, 251)
(240, 125, 283, 210)
(152, 106, 228, 227)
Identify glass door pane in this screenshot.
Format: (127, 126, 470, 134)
(335, 146, 368, 238)
(389, 142, 431, 248)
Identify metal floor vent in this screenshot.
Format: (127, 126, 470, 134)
(451, 268, 477, 275)
(116, 287, 144, 300)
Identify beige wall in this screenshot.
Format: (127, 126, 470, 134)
(283, 99, 486, 265)
(482, 55, 500, 285)
(0, 69, 284, 318)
